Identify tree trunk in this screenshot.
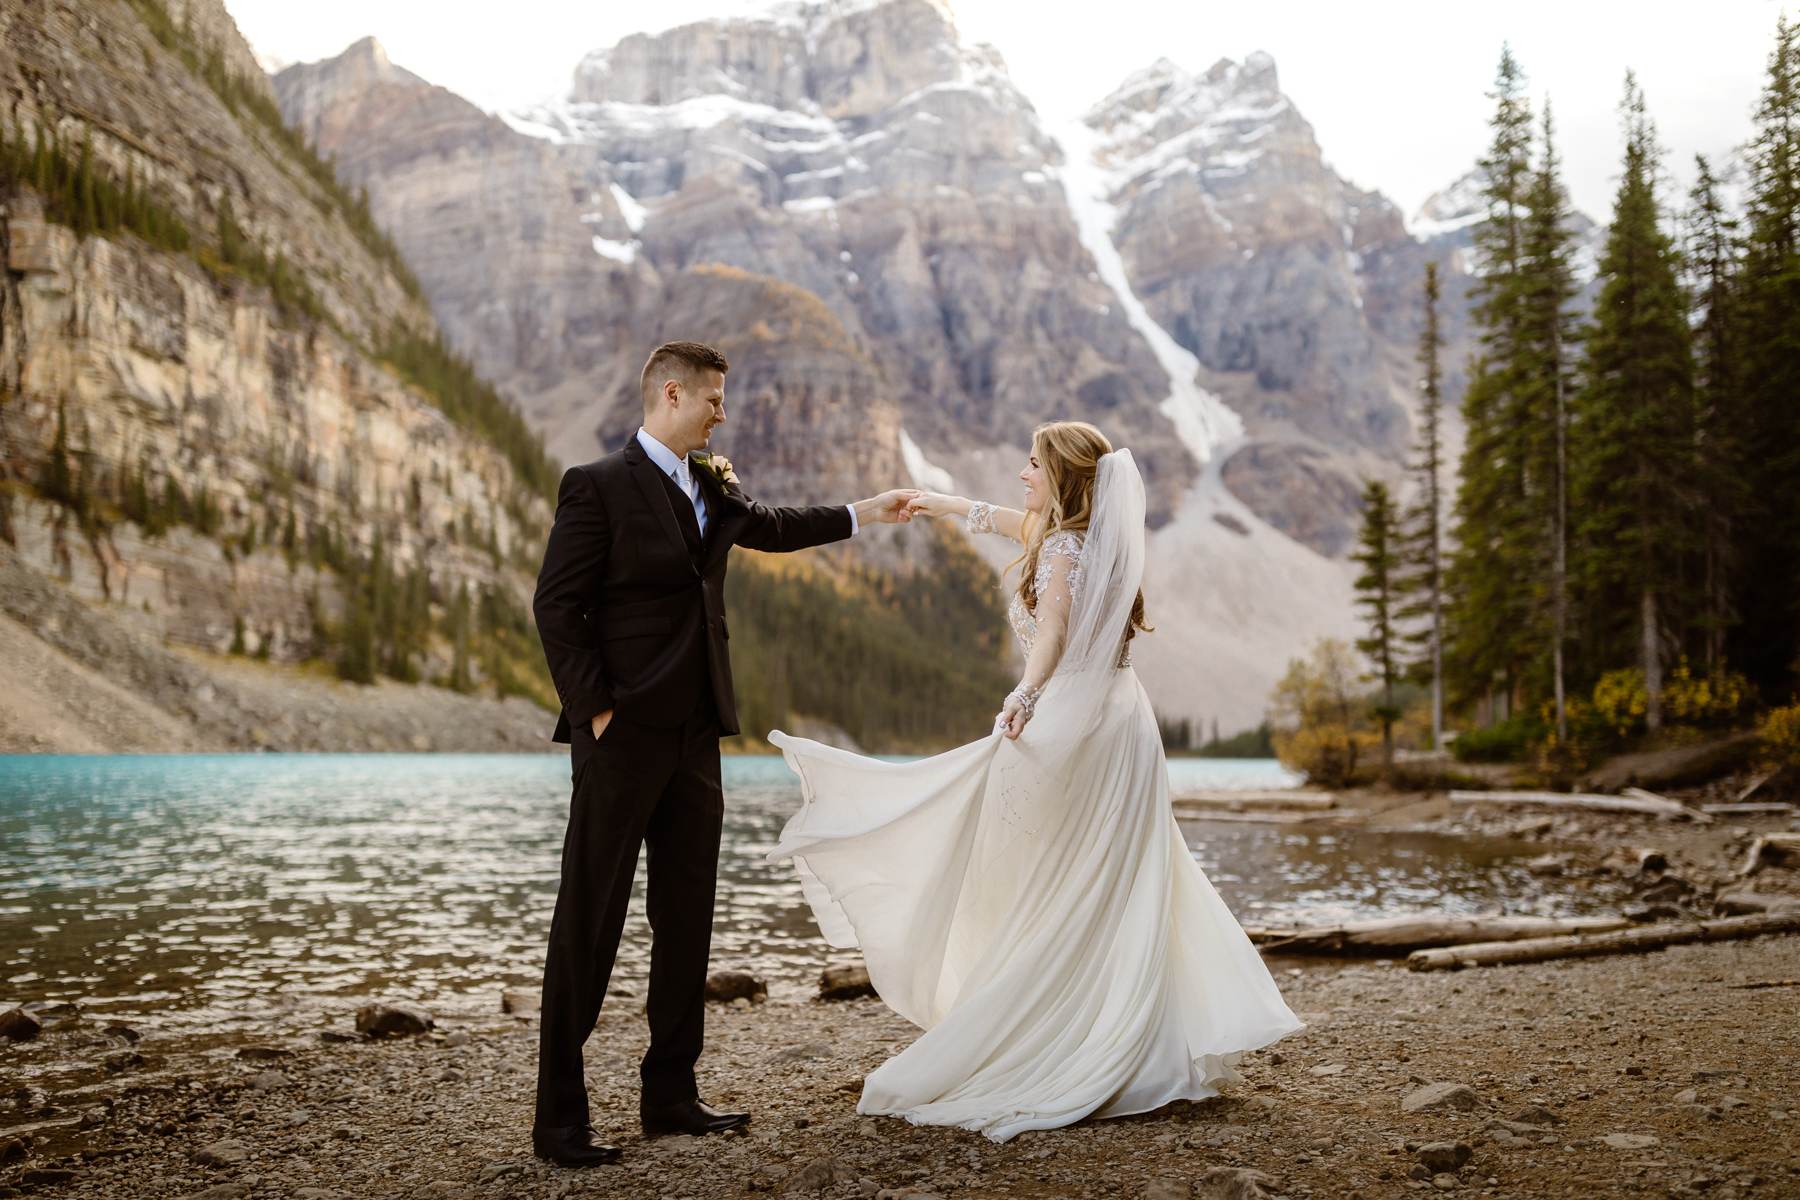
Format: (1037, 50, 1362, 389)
(1248, 914, 1632, 955)
(1642, 586, 1662, 732)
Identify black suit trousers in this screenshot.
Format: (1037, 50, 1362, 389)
(533, 689, 723, 1129)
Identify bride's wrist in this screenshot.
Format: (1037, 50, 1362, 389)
(1005, 681, 1042, 719)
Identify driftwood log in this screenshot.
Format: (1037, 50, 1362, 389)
(1714, 891, 1800, 916)
(1174, 790, 1337, 811)
(1246, 914, 1631, 955)
(1172, 809, 1311, 825)
(1406, 911, 1800, 971)
(1449, 789, 1710, 821)
(1703, 802, 1797, 817)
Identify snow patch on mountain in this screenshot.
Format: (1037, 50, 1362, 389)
(1054, 117, 1243, 469)
(899, 428, 955, 492)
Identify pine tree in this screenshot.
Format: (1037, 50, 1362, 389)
(1734, 15, 1800, 698)
(1517, 101, 1582, 737)
(1684, 154, 1747, 676)
(1353, 480, 1403, 780)
(1397, 261, 1448, 748)
(1571, 73, 1696, 732)
(1446, 45, 1549, 722)
(448, 580, 473, 693)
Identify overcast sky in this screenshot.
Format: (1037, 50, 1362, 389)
(225, 0, 1785, 222)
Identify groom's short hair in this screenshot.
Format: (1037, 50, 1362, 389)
(641, 341, 729, 405)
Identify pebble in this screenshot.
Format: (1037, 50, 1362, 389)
(1431, 1173, 1459, 1191)
(249, 1070, 289, 1091)
(1195, 1167, 1277, 1198)
(478, 1162, 524, 1183)
(1309, 1063, 1346, 1076)
(102, 1049, 145, 1072)
(784, 1156, 855, 1192)
(1416, 1141, 1473, 1173)
(19, 1169, 80, 1186)
(1142, 1181, 1190, 1200)
(706, 970, 770, 1004)
(194, 1137, 251, 1166)
(1510, 1103, 1562, 1126)
(1601, 1133, 1660, 1150)
(178, 1186, 248, 1200)
(769, 1040, 833, 1063)
(500, 990, 541, 1017)
(1402, 1082, 1482, 1113)
(1672, 1088, 1699, 1105)
(443, 1030, 472, 1048)
(236, 1045, 287, 1061)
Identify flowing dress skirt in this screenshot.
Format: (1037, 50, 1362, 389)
(767, 667, 1303, 1142)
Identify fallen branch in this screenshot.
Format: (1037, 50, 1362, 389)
(1621, 787, 1715, 823)
(1450, 789, 1705, 820)
(1728, 979, 1800, 990)
(1247, 913, 1631, 955)
(1702, 802, 1797, 817)
(1738, 833, 1800, 877)
(1406, 911, 1800, 971)
(1736, 767, 1790, 804)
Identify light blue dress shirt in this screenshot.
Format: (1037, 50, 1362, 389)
(634, 427, 859, 538)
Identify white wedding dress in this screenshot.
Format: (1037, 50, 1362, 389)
(766, 450, 1302, 1142)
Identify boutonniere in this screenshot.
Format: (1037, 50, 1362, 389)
(692, 451, 738, 488)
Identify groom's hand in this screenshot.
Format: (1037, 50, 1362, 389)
(590, 709, 614, 739)
(854, 489, 924, 526)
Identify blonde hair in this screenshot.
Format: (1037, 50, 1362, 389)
(1007, 420, 1152, 642)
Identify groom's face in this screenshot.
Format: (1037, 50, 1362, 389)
(670, 368, 726, 449)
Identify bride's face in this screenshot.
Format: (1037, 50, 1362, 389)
(1019, 449, 1049, 514)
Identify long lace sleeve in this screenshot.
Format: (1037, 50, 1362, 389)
(965, 500, 997, 535)
(1007, 534, 1083, 720)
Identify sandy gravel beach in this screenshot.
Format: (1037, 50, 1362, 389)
(3, 928, 1797, 1200)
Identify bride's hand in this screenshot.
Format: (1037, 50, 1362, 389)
(996, 694, 1029, 739)
(904, 492, 962, 520)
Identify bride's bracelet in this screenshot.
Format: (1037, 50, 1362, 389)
(965, 500, 996, 535)
(1004, 682, 1042, 720)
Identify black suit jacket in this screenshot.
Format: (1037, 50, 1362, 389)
(533, 433, 854, 742)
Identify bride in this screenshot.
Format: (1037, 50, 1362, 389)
(765, 420, 1302, 1142)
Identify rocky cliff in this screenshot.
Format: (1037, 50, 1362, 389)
(0, 0, 558, 740)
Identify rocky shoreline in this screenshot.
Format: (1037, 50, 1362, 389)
(5, 728, 1798, 1197)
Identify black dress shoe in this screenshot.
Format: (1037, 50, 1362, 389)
(639, 1097, 751, 1138)
(531, 1123, 622, 1167)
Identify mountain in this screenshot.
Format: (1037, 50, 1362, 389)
(273, 2, 1606, 734)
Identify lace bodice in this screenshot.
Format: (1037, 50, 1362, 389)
(1002, 529, 1132, 668)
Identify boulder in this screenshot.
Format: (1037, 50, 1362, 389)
(1416, 1142, 1472, 1173)
(1403, 1082, 1482, 1113)
(353, 1004, 434, 1038)
(819, 963, 876, 1002)
(0, 1009, 42, 1042)
(706, 971, 769, 1004)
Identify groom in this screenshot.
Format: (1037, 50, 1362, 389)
(530, 340, 919, 1167)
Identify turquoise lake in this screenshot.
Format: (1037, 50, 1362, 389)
(0, 753, 1556, 1031)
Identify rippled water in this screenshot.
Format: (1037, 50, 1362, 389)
(0, 753, 1561, 1030)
